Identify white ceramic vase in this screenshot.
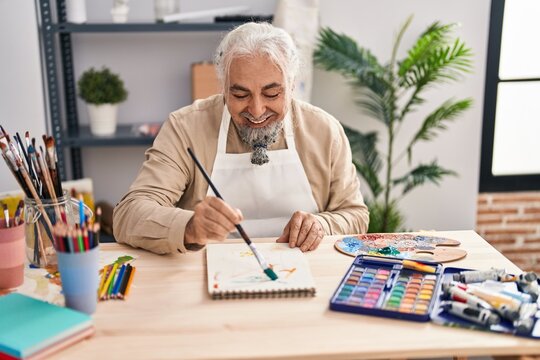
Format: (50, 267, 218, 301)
(66, 0, 87, 23)
(111, 5, 129, 23)
(87, 103, 118, 136)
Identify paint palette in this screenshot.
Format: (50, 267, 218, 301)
(334, 233, 467, 263)
(330, 255, 443, 322)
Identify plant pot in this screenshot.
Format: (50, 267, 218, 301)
(87, 103, 118, 136)
(111, 5, 129, 23)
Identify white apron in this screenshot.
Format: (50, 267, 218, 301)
(207, 107, 318, 238)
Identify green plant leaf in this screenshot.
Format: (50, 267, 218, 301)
(400, 37, 473, 89)
(366, 200, 405, 233)
(397, 23, 473, 121)
(398, 22, 456, 79)
(406, 98, 473, 162)
(77, 67, 128, 105)
(314, 28, 382, 79)
(314, 18, 472, 232)
(393, 161, 457, 196)
(343, 125, 383, 198)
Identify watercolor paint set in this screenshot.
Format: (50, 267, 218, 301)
(330, 255, 443, 322)
(330, 255, 540, 338)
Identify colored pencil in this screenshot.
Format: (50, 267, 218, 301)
(98, 265, 110, 295)
(112, 264, 126, 298)
(100, 262, 118, 299)
(122, 266, 136, 299)
(118, 264, 132, 299)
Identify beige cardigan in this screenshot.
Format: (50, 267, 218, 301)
(113, 95, 369, 254)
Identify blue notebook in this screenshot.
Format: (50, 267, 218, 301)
(0, 293, 94, 359)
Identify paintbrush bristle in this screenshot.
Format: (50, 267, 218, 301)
(45, 136, 55, 149)
(264, 268, 279, 281)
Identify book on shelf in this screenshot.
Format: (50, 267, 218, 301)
(206, 243, 316, 299)
(0, 293, 94, 359)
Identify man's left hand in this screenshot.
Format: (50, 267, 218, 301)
(276, 211, 324, 252)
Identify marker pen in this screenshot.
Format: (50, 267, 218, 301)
(444, 301, 500, 326)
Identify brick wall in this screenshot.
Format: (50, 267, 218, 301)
(476, 192, 540, 273)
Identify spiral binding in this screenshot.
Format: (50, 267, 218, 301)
(212, 287, 316, 300)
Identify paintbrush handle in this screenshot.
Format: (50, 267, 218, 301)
(187, 147, 252, 247)
(187, 147, 223, 199)
(187, 147, 278, 281)
(235, 224, 252, 246)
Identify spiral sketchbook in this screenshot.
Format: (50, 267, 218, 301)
(206, 243, 317, 299)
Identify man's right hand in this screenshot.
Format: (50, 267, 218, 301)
(184, 196, 243, 249)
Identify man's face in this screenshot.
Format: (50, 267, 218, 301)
(225, 55, 287, 129)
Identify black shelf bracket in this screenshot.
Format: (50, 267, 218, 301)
(37, 0, 67, 180)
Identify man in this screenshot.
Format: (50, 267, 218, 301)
(113, 22, 369, 255)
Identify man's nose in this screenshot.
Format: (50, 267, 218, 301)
(248, 95, 265, 118)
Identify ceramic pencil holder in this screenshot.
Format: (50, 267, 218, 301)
(0, 222, 25, 290)
(57, 246, 100, 314)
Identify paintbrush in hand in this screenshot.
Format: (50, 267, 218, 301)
(187, 147, 278, 281)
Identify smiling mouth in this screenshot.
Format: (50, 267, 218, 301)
(241, 111, 275, 125)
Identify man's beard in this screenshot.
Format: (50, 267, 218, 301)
(236, 111, 283, 166)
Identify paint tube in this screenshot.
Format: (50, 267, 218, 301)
(442, 285, 493, 310)
(452, 268, 509, 283)
(514, 317, 536, 335)
(481, 280, 533, 303)
(516, 273, 539, 302)
(443, 301, 500, 327)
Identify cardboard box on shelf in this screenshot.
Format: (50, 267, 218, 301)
(191, 62, 220, 101)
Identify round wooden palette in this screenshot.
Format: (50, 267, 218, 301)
(334, 233, 467, 263)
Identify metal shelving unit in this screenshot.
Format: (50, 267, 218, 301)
(36, 0, 241, 179)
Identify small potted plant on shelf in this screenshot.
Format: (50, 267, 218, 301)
(77, 66, 128, 136)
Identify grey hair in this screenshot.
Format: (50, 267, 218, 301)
(214, 22, 299, 99)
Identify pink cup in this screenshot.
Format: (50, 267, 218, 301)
(0, 223, 25, 289)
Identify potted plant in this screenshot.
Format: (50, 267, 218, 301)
(314, 17, 473, 233)
(77, 67, 128, 136)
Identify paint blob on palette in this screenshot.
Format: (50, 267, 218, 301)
(330, 255, 443, 322)
(334, 233, 467, 263)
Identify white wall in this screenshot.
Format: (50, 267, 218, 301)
(312, 0, 490, 231)
(74, 0, 276, 204)
(0, 0, 47, 192)
(3, 0, 490, 231)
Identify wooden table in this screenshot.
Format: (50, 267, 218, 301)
(52, 230, 540, 359)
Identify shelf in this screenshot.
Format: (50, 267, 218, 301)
(63, 125, 156, 147)
(53, 22, 245, 33)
